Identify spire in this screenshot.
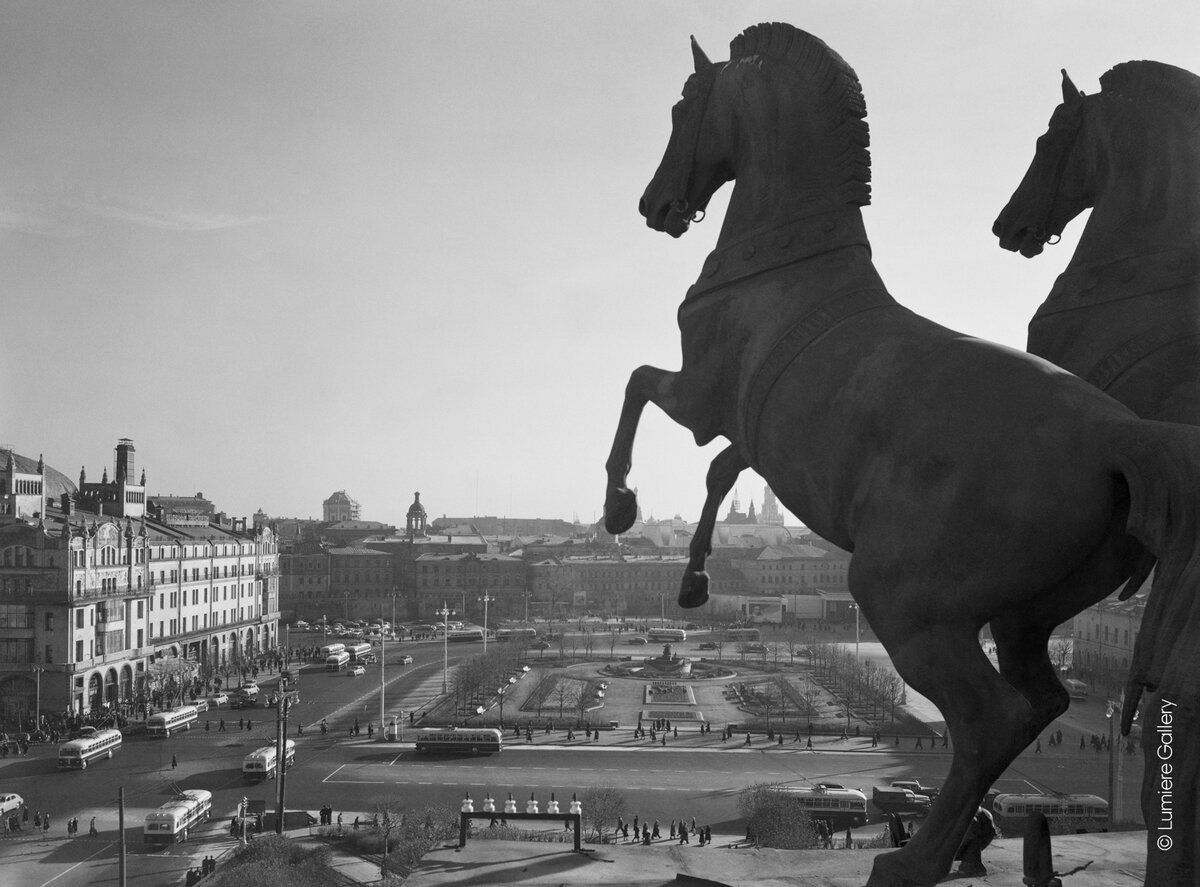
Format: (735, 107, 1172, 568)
(140, 468, 146, 486)
(36, 453, 44, 473)
(101, 467, 108, 485)
(79, 466, 86, 488)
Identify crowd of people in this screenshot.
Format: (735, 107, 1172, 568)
(613, 814, 714, 846)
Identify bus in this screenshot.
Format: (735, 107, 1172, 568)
(648, 628, 687, 642)
(147, 705, 200, 737)
(346, 642, 373, 662)
(495, 627, 537, 642)
(414, 728, 503, 755)
(775, 785, 869, 829)
(143, 789, 212, 845)
(990, 793, 1109, 835)
(326, 651, 351, 671)
(58, 728, 123, 770)
(445, 628, 485, 643)
(243, 739, 297, 781)
(319, 642, 346, 659)
(724, 627, 761, 642)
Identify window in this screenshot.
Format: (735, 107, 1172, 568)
(45, 644, 52, 664)
(45, 613, 53, 631)
(76, 610, 84, 629)
(75, 640, 83, 662)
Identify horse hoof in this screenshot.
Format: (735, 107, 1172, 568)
(679, 571, 709, 608)
(604, 488, 638, 534)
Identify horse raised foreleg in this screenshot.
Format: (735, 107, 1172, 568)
(865, 617, 1035, 887)
(604, 365, 689, 534)
(680, 445, 747, 608)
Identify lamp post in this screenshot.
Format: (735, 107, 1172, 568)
(437, 602, 455, 694)
(32, 665, 44, 732)
(849, 603, 861, 660)
(1106, 692, 1134, 825)
(523, 589, 530, 625)
(479, 592, 493, 654)
(390, 589, 399, 638)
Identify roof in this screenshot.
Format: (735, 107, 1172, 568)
(1, 448, 78, 500)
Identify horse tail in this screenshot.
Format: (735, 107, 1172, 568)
(1111, 420, 1200, 733)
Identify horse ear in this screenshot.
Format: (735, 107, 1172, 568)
(691, 35, 712, 72)
(1061, 69, 1084, 105)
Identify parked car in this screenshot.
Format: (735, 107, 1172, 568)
(698, 641, 717, 650)
(744, 643, 769, 654)
(350, 665, 366, 676)
(399, 655, 414, 664)
(237, 684, 259, 698)
(528, 641, 551, 650)
(628, 636, 648, 645)
(0, 793, 24, 817)
(193, 699, 210, 713)
(210, 692, 229, 706)
(294, 620, 310, 630)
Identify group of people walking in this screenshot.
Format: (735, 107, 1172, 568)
(615, 815, 712, 846)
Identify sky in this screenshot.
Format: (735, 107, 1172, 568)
(3, 1, 1199, 529)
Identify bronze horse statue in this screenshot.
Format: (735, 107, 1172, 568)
(604, 24, 1200, 886)
(995, 62, 1200, 884)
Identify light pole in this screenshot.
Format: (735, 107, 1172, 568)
(390, 589, 399, 637)
(849, 603, 861, 660)
(479, 592, 493, 654)
(1106, 692, 1134, 825)
(437, 602, 455, 694)
(523, 589, 530, 625)
(32, 665, 44, 731)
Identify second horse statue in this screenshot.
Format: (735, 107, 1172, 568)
(604, 22, 1196, 886)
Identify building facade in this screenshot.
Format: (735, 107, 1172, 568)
(323, 490, 361, 522)
(0, 442, 279, 730)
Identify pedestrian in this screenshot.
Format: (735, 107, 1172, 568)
(661, 733, 666, 747)
(337, 812, 343, 831)
(642, 824, 651, 845)
(679, 822, 689, 844)
(806, 736, 813, 749)
(844, 827, 852, 849)
(617, 815, 624, 836)
(622, 823, 629, 841)
(219, 719, 226, 732)
(34, 811, 40, 828)
(247, 719, 253, 731)
(704, 825, 712, 845)
(670, 819, 676, 840)
(171, 754, 177, 769)
(915, 737, 923, 749)
(354, 816, 360, 830)
(43, 814, 50, 835)
(633, 814, 638, 834)
(743, 732, 751, 747)
(1035, 738, 1042, 754)
(205, 720, 210, 732)
(239, 718, 244, 730)
(652, 819, 660, 840)
(89, 816, 97, 836)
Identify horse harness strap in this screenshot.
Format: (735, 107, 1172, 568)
(685, 210, 870, 301)
(1036, 245, 1200, 316)
(1085, 314, 1200, 393)
(741, 286, 895, 464)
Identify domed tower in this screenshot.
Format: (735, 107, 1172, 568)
(406, 491, 427, 541)
(322, 490, 360, 522)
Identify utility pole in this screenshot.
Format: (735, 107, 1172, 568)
(118, 786, 126, 887)
(479, 592, 493, 654)
(437, 602, 455, 694)
(275, 682, 299, 835)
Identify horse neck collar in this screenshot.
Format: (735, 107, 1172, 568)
(1039, 244, 1200, 315)
(687, 209, 870, 299)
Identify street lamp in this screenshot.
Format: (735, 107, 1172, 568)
(479, 592, 493, 654)
(32, 665, 44, 732)
(1106, 692, 1135, 825)
(437, 602, 455, 694)
(849, 603, 861, 660)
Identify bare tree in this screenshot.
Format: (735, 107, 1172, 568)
(736, 783, 820, 849)
(579, 785, 628, 842)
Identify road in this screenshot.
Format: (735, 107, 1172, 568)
(0, 634, 1141, 886)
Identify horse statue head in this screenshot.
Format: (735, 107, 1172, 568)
(995, 61, 1200, 259)
(640, 23, 871, 247)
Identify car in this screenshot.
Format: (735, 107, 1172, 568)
(350, 665, 366, 676)
(698, 641, 717, 650)
(399, 655, 413, 664)
(628, 636, 648, 645)
(359, 653, 377, 663)
(744, 643, 769, 654)
(294, 620, 310, 630)
(210, 693, 229, 706)
(237, 684, 259, 697)
(120, 721, 148, 736)
(192, 699, 210, 713)
(528, 641, 552, 650)
(0, 793, 23, 817)
(230, 696, 257, 709)
(872, 786, 932, 815)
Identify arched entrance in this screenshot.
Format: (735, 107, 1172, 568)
(87, 673, 103, 712)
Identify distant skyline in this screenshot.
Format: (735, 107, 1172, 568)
(4, 2, 1199, 530)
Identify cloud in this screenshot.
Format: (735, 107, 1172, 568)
(77, 200, 273, 232)
(0, 207, 82, 238)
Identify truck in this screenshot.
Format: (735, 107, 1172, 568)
(890, 780, 939, 800)
(871, 786, 932, 816)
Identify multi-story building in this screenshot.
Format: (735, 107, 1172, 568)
(1072, 593, 1145, 691)
(411, 551, 526, 623)
(0, 442, 279, 729)
(323, 490, 361, 522)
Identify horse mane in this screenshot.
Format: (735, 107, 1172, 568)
(729, 22, 871, 207)
(1099, 60, 1200, 116)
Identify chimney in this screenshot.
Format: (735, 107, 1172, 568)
(61, 492, 75, 516)
(115, 438, 135, 484)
